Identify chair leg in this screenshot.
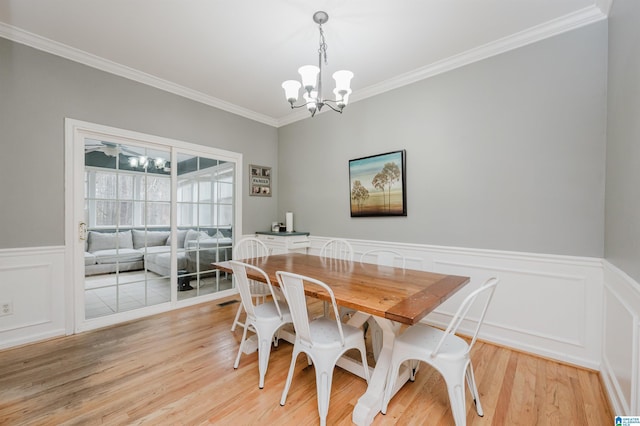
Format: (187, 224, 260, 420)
(231, 303, 244, 331)
(280, 348, 300, 406)
(314, 360, 335, 426)
(258, 333, 272, 389)
(409, 359, 420, 381)
(233, 323, 249, 369)
(465, 363, 483, 416)
(444, 374, 467, 426)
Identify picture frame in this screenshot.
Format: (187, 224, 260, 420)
(349, 150, 407, 217)
(249, 164, 272, 197)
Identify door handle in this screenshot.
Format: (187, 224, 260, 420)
(79, 222, 88, 241)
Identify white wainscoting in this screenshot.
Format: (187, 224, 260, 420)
(0, 239, 616, 380)
(601, 261, 640, 416)
(309, 237, 604, 370)
(0, 246, 67, 350)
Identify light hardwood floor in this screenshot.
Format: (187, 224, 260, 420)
(0, 296, 613, 425)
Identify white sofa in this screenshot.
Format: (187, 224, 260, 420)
(84, 228, 232, 277)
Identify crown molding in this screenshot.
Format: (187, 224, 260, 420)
(277, 4, 608, 127)
(1, 5, 607, 129)
(595, 0, 613, 16)
(0, 22, 279, 128)
(346, 5, 608, 117)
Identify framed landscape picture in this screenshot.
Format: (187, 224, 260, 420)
(249, 164, 272, 196)
(349, 150, 406, 217)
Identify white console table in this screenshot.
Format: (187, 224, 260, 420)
(255, 231, 310, 255)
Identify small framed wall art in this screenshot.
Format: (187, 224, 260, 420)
(249, 164, 272, 196)
(349, 150, 407, 217)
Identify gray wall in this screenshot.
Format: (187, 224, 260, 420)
(605, 0, 640, 282)
(278, 22, 608, 257)
(0, 37, 278, 249)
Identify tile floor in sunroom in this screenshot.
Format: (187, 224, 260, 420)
(84, 271, 233, 319)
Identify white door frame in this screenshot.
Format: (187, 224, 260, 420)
(64, 118, 243, 334)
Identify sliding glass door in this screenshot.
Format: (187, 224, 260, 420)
(176, 154, 234, 300)
(76, 128, 239, 324)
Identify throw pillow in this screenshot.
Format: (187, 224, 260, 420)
(166, 229, 189, 248)
(132, 229, 170, 249)
(88, 230, 133, 252)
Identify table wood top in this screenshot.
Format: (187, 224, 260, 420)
(214, 253, 469, 326)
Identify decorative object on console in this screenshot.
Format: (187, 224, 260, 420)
(249, 164, 271, 196)
(349, 150, 407, 217)
(281, 11, 353, 117)
(285, 211, 294, 232)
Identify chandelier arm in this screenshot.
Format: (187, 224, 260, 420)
(321, 102, 343, 113)
(287, 102, 314, 110)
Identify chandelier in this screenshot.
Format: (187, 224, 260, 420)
(281, 11, 353, 117)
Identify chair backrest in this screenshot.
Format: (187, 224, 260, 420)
(228, 261, 284, 320)
(360, 249, 406, 268)
(319, 239, 354, 261)
(234, 237, 269, 260)
(433, 277, 499, 356)
(276, 271, 346, 347)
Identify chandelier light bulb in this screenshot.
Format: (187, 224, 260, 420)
(282, 80, 301, 104)
(298, 65, 320, 93)
(334, 88, 352, 109)
(333, 70, 354, 93)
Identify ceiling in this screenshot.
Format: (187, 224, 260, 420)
(0, 0, 608, 127)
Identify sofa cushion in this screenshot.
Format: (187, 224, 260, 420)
(185, 229, 211, 244)
(132, 229, 170, 249)
(145, 251, 187, 275)
(92, 248, 144, 264)
(166, 229, 189, 248)
(84, 252, 97, 266)
(185, 237, 233, 250)
(141, 245, 172, 255)
(88, 230, 133, 252)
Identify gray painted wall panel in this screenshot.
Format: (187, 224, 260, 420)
(605, 0, 640, 282)
(0, 38, 278, 249)
(278, 22, 608, 257)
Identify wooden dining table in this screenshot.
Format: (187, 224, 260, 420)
(214, 253, 469, 426)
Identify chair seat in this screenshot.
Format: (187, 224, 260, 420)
(309, 317, 363, 347)
(395, 324, 469, 360)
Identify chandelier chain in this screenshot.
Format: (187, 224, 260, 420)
(318, 24, 328, 65)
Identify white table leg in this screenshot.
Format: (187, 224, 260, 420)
(352, 316, 408, 426)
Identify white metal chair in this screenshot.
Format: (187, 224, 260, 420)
(229, 261, 292, 389)
(276, 271, 370, 426)
(319, 239, 354, 317)
(381, 277, 499, 425)
(360, 248, 406, 269)
(319, 238, 354, 261)
(230, 237, 271, 332)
